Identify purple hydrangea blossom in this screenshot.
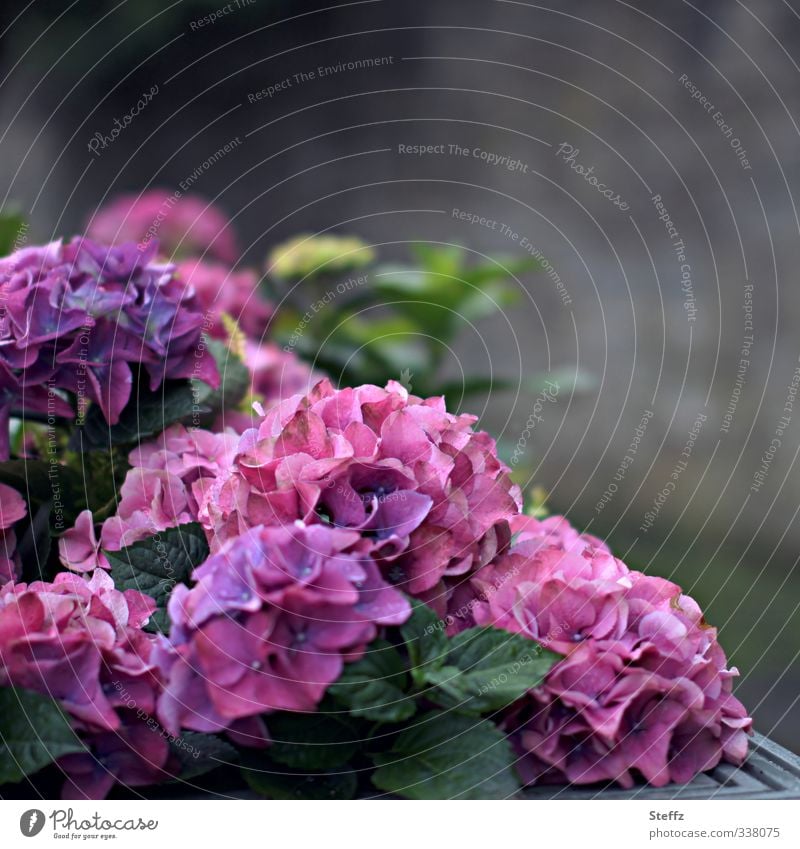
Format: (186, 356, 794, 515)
(0, 238, 219, 459)
(463, 515, 753, 788)
(155, 522, 410, 735)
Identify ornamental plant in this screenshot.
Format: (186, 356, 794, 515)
(0, 202, 752, 801)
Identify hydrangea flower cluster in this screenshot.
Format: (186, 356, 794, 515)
(0, 238, 219, 458)
(267, 233, 375, 279)
(155, 522, 410, 736)
(463, 515, 752, 788)
(59, 424, 239, 572)
(0, 571, 169, 798)
(175, 259, 273, 340)
(87, 190, 239, 264)
(0, 483, 26, 585)
(199, 379, 521, 600)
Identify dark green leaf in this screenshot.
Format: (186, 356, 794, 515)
(0, 687, 85, 784)
(400, 600, 449, 686)
(371, 710, 519, 799)
(16, 501, 53, 583)
(268, 713, 361, 769)
(244, 767, 358, 800)
(76, 342, 247, 450)
(104, 523, 209, 632)
(171, 732, 238, 781)
(424, 627, 558, 713)
(328, 641, 416, 723)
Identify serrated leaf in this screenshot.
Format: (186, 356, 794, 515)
(244, 767, 357, 800)
(171, 732, 238, 780)
(371, 710, 519, 799)
(400, 600, 448, 686)
(0, 687, 85, 784)
(105, 523, 209, 632)
(267, 713, 361, 769)
(423, 626, 558, 713)
(328, 641, 416, 723)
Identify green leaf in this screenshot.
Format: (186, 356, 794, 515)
(423, 627, 559, 713)
(400, 600, 449, 686)
(0, 687, 85, 784)
(170, 732, 238, 781)
(0, 210, 26, 256)
(244, 767, 358, 800)
(104, 523, 209, 632)
(15, 501, 53, 583)
(198, 339, 250, 417)
(328, 641, 416, 723)
(371, 710, 519, 799)
(76, 341, 248, 450)
(77, 377, 207, 450)
(267, 713, 361, 769)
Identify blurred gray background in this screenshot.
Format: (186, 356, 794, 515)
(1, 0, 798, 747)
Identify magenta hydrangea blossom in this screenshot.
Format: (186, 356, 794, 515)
(0, 483, 26, 585)
(175, 259, 273, 340)
(155, 522, 410, 736)
(0, 570, 168, 798)
(58, 425, 239, 572)
(87, 190, 239, 264)
(0, 238, 219, 459)
(199, 379, 521, 600)
(464, 515, 752, 788)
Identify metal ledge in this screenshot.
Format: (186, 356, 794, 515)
(521, 734, 800, 799)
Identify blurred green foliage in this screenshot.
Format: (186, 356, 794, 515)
(266, 236, 545, 406)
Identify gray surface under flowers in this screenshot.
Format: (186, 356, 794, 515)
(521, 734, 800, 800)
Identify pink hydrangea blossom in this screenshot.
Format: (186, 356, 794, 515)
(87, 190, 239, 264)
(58, 425, 239, 573)
(175, 259, 273, 339)
(0, 483, 26, 584)
(0, 570, 168, 798)
(199, 379, 521, 600)
(464, 515, 752, 788)
(155, 522, 410, 735)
